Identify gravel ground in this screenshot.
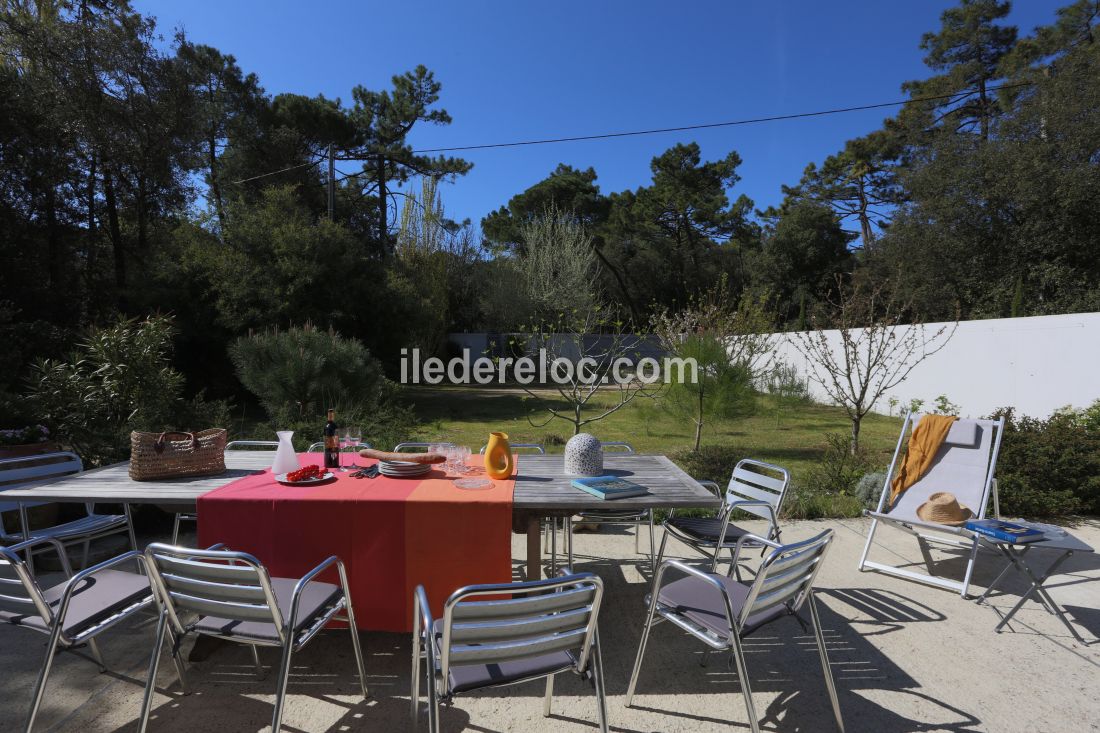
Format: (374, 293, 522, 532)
(2, 517, 1098, 733)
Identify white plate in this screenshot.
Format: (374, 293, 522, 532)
(275, 471, 335, 486)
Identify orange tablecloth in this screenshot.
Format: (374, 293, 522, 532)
(197, 453, 514, 632)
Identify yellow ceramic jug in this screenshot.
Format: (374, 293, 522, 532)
(484, 431, 514, 479)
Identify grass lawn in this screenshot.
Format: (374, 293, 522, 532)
(400, 384, 903, 516)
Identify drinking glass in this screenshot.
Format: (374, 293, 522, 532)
(457, 446, 471, 474)
(343, 427, 362, 470)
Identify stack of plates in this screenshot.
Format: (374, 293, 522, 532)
(379, 460, 432, 478)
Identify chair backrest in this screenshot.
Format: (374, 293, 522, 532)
(144, 543, 284, 641)
(0, 452, 83, 514)
(0, 544, 53, 628)
(439, 572, 604, 686)
(724, 459, 790, 522)
(394, 442, 455, 452)
(225, 440, 279, 450)
(601, 441, 635, 453)
(740, 529, 833, 630)
(478, 443, 546, 454)
(880, 413, 1004, 522)
(307, 441, 371, 452)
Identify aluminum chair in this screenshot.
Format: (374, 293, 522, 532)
(627, 529, 844, 733)
(139, 543, 367, 733)
(170, 441, 281, 544)
(0, 452, 135, 574)
(1, 539, 154, 732)
(477, 443, 546, 454)
(655, 458, 790, 579)
(412, 570, 608, 733)
(394, 441, 456, 452)
(557, 442, 656, 572)
(858, 413, 1005, 597)
(306, 441, 371, 452)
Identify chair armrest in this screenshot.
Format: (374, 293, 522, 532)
(413, 584, 435, 636)
(726, 499, 779, 528)
(205, 543, 228, 552)
(56, 550, 150, 630)
(652, 559, 737, 634)
(3, 536, 73, 577)
(696, 480, 722, 499)
(289, 555, 343, 630)
(730, 532, 782, 570)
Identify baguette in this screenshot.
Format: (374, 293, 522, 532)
(358, 448, 447, 464)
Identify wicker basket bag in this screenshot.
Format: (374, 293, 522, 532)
(129, 429, 227, 481)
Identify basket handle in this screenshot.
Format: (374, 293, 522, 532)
(153, 431, 196, 454)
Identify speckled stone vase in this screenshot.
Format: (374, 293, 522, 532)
(564, 433, 603, 476)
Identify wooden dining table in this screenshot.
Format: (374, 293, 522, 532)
(1, 450, 721, 581)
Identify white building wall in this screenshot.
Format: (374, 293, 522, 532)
(771, 312, 1100, 419)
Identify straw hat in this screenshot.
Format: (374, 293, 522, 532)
(916, 492, 973, 526)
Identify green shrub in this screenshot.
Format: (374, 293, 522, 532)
(671, 444, 742, 488)
(26, 315, 229, 466)
(854, 471, 887, 510)
(803, 432, 875, 496)
(229, 325, 385, 420)
(993, 405, 1100, 517)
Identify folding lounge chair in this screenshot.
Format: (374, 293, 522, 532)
(411, 570, 609, 733)
(626, 529, 844, 733)
(655, 459, 790, 578)
(858, 413, 1005, 598)
(138, 543, 367, 733)
(0, 452, 135, 573)
(1, 540, 154, 732)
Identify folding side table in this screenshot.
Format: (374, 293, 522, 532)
(974, 530, 1094, 643)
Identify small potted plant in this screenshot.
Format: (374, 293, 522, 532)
(0, 425, 57, 459)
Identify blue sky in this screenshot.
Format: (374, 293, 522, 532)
(136, 0, 1065, 229)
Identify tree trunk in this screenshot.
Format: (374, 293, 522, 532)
(850, 415, 862, 455)
(377, 155, 388, 244)
(104, 172, 126, 298)
(208, 129, 226, 230)
(86, 154, 97, 277)
(45, 187, 61, 289)
(856, 177, 875, 248)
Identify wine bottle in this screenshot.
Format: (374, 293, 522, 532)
(323, 408, 340, 469)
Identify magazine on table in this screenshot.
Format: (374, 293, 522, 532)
(571, 476, 649, 500)
(965, 519, 1047, 544)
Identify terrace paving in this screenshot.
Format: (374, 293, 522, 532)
(2, 517, 1098, 733)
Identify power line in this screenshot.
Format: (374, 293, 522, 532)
(230, 159, 320, 185)
(408, 82, 1034, 154)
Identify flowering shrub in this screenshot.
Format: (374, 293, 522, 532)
(0, 425, 50, 446)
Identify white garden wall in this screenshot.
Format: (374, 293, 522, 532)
(771, 312, 1100, 419)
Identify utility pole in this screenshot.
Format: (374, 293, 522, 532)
(327, 144, 335, 220)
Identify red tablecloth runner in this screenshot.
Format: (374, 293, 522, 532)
(197, 453, 514, 632)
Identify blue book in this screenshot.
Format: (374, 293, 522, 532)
(965, 519, 1046, 544)
(571, 476, 649, 500)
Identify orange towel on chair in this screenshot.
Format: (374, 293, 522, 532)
(889, 414, 958, 505)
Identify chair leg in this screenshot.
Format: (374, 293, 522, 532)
(87, 638, 107, 672)
(652, 527, 672, 586)
(171, 513, 181, 545)
(166, 626, 189, 695)
(138, 611, 169, 733)
(625, 594, 659, 706)
(427, 664, 441, 733)
(543, 674, 554, 717)
(24, 621, 64, 733)
(566, 516, 574, 569)
(648, 511, 657, 574)
(80, 540, 91, 571)
(249, 644, 264, 680)
(550, 516, 558, 575)
(809, 591, 845, 732)
(730, 632, 761, 733)
(960, 539, 981, 599)
(270, 641, 296, 733)
(590, 633, 609, 733)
